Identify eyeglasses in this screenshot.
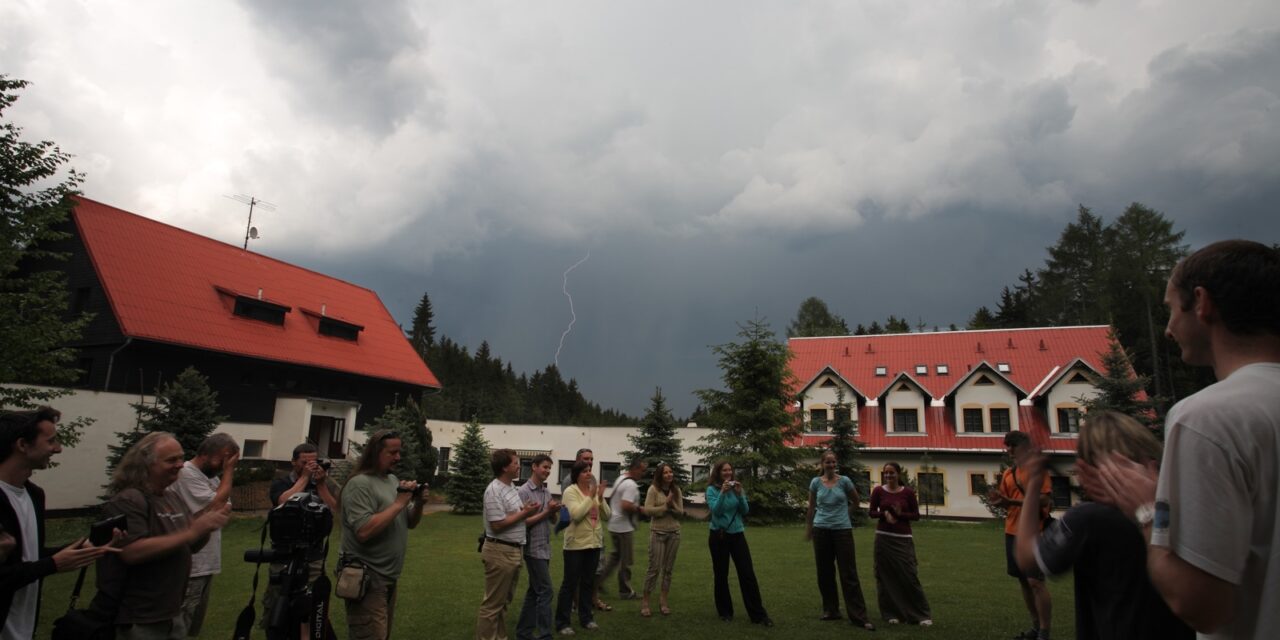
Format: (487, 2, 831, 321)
(376, 431, 400, 442)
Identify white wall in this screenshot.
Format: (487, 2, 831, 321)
(953, 373, 1021, 434)
(1045, 367, 1099, 436)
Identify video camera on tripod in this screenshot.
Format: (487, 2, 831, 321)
(238, 491, 335, 640)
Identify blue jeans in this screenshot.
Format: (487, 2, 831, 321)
(517, 556, 554, 640)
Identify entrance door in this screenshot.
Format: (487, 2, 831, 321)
(308, 415, 347, 459)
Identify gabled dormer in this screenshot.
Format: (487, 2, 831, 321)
(879, 372, 929, 435)
(1033, 358, 1102, 436)
(948, 362, 1024, 435)
(797, 366, 863, 433)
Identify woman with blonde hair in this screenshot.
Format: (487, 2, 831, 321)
(1014, 410, 1192, 640)
(805, 450, 874, 630)
(640, 462, 683, 617)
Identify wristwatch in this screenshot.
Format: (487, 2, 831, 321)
(1134, 502, 1156, 526)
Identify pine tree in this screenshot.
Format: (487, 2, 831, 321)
(1081, 332, 1160, 429)
(693, 318, 807, 521)
(408, 292, 435, 360)
(621, 388, 686, 486)
(0, 76, 93, 451)
(824, 388, 865, 482)
(358, 400, 437, 483)
(446, 417, 491, 514)
(107, 367, 225, 478)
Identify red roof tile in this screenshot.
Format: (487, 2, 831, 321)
(72, 197, 440, 389)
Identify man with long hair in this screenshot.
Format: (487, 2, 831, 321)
(1091, 240, 1280, 639)
(339, 430, 427, 640)
(91, 431, 231, 639)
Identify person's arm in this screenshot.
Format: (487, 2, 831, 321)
(276, 472, 311, 506)
(119, 502, 229, 565)
(564, 486, 592, 522)
(642, 486, 666, 517)
(526, 492, 560, 526)
(867, 486, 883, 519)
(313, 469, 340, 514)
(1093, 454, 1235, 632)
(804, 484, 817, 540)
(900, 488, 921, 522)
(706, 485, 725, 516)
(489, 487, 539, 533)
(406, 488, 427, 530)
(345, 478, 413, 543)
(669, 487, 684, 516)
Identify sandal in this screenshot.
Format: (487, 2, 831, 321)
(640, 606, 652, 617)
(594, 600, 613, 612)
(660, 606, 672, 616)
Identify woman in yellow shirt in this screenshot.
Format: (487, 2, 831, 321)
(555, 460, 610, 635)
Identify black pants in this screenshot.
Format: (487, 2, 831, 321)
(555, 548, 601, 630)
(708, 531, 769, 622)
(812, 527, 870, 624)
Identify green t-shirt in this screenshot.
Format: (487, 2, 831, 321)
(340, 473, 408, 580)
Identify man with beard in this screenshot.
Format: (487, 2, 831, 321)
(167, 432, 239, 637)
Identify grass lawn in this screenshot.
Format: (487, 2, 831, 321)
(39, 513, 1074, 639)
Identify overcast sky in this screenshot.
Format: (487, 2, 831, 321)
(4, 1, 1278, 417)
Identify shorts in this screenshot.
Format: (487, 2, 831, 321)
(1005, 533, 1044, 580)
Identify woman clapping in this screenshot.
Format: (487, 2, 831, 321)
(640, 462, 683, 617)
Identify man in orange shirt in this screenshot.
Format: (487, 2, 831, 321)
(989, 431, 1053, 640)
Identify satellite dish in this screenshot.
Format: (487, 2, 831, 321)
(249, 227, 259, 239)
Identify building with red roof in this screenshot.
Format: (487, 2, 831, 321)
(37, 196, 439, 462)
(790, 326, 1114, 517)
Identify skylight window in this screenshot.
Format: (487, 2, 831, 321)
(936, 364, 949, 375)
(875, 366, 887, 376)
(997, 363, 1011, 373)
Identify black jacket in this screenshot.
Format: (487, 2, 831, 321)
(0, 480, 57, 628)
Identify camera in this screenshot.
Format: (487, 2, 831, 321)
(242, 491, 335, 639)
(244, 491, 333, 564)
(397, 481, 429, 494)
(317, 459, 332, 471)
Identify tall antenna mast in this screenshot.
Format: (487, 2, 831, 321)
(225, 194, 277, 250)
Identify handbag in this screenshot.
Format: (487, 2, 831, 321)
(335, 559, 371, 601)
(51, 566, 114, 640)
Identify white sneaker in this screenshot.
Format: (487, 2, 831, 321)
(920, 619, 933, 627)
(585, 621, 600, 630)
(559, 628, 576, 636)
(888, 618, 901, 625)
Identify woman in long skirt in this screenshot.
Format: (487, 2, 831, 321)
(868, 462, 933, 626)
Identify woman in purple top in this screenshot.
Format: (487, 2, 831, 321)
(867, 462, 932, 627)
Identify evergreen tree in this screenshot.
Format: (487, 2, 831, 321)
(883, 315, 911, 334)
(824, 388, 865, 483)
(108, 367, 225, 478)
(621, 388, 686, 486)
(0, 76, 92, 450)
(967, 306, 996, 330)
(693, 318, 807, 521)
(357, 400, 437, 483)
(408, 292, 435, 360)
(786, 297, 851, 337)
(1037, 206, 1109, 326)
(866, 321, 884, 335)
(446, 417, 491, 514)
(1080, 332, 1160, 429)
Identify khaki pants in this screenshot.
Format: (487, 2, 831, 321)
(644, 529, 681, 595)
(345, 572, 397, 640)
(178, 574, 213, 637)
(477, 540, 524, 640)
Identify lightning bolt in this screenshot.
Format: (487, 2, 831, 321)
(555, 251, 590, 368)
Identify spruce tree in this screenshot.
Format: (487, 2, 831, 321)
(446, 417, 491, 514)
(1081, 331, 1160, 429)
(107, 367, 225, 478)
(693, 318, 806, 521)
(824, 388, 866, 486)
(408, 292, 435, 360)
(786, 297, 851, 337)
(621, 388, 686, 486)
(358, 400, 437, 483)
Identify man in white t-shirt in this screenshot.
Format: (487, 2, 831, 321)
(595, 458, 647, 601)
(0, 407, 114, 640)
(1089, 240, 1280, 640)
(167, 432, 239, 637)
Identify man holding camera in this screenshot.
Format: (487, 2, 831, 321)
(167, 432, 239, 637)
(0, 407, 115, 639)
(269, 443, 339, 513)
(340, 430, 426, 640)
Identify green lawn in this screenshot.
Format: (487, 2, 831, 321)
(40, 513, 1074, 639)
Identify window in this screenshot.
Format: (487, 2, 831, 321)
(962, 408, 984, 433)
(918, 472, 945, 506)
(997, 363, 1011, 373)
(820, 378, 837, 387)
(519, 458, 533, 482)
(1051, 476, 1073, 509)
(600, 462, 621, 487)
(809, 409, 828, 431)
(233, 297, 289, 325)
(936, 364, 949, 375)
(1057, 407, 1081, 434)
(990, 408, 1012, 433)
(969, 473, 986, 495)
(897, 383, 913, 392)
(243, 439, 267, 458)
(832, 407, 851, 424)
(915, 365, 928, 375)
(319, 317, 362, 341)
(875, 366, 887, 376)
(558, 460, 576, 488)
(892, 409, 919, 433)
(691, 465, 709, 483)
(974, 375, 995, 386)
(1068, 372, 1091, 384)
(437, 447, 451, 475)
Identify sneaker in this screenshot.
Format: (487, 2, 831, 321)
(920, 619, 933, 627)
(559, 628, 576, 636)
(1015, 629, 1040, 640)
(887, 619, 900, 625)
(584, 621, 600, 631)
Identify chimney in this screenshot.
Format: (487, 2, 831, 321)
(1007, 338, 1015, 349)
(257, 288, 263, 300)
(321, 304, 327, 317)
(1039, 339, 1047, 351)
(843, 346, 850, 357)
(976, 341, 984, 353)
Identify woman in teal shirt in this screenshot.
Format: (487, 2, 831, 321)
(706, 460, 772, 627)
(805, 450, 874, 630)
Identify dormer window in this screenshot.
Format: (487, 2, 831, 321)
(301, 307, 364, 342)
(915, 365, 928, 376)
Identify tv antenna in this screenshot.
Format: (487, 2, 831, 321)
(225, 194, 277, 249)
